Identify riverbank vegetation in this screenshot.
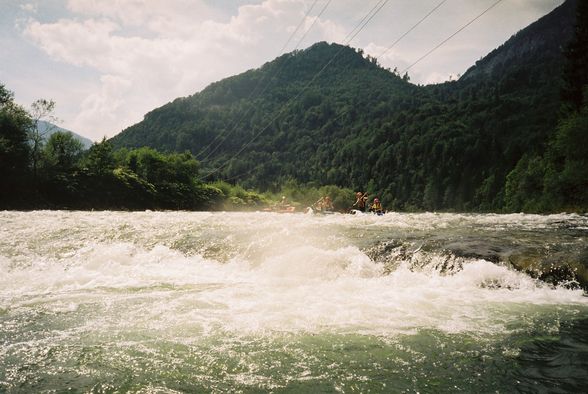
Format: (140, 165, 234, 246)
(0, 91, 351, 211)
(0, 97, 217, 210)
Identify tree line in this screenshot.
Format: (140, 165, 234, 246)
(0, 87, 253, 211)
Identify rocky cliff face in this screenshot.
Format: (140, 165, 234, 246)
(461, 0, 577, 81)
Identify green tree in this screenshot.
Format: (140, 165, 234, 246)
(28, 99, 56, 187)
(44, 131, 84, 172)
(505, 155, 546, 212)
(84, 138, 115, 176)
(0, 84, 32, 205)
(561, 0, 588, 112)
(544, 102, 588, 210)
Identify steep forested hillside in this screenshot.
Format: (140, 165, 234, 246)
(110, 0, 580, 212)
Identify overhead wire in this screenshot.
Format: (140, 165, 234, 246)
(221, 105, 351, 183)
(196, 0, 329, 162)
(320, 0, 502, 135)
(401, 0, 504, 74)
(376, 0, 447, 61)
(278, 0, 322, 54)
(199, 0, 391, 181)
(294, 0, 448, 151)
(345, 0, 390, 45)
(291, 0, 333, 51)
(341, 0, 384, 43)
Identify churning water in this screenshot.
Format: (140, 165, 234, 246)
(1, 211, 587, 392)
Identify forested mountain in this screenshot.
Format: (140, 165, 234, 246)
(110, 0, 583, 212)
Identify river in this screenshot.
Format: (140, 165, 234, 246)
(1, 211, 587, 392)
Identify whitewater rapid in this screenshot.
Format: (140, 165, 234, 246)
(1, 211, 586, 338)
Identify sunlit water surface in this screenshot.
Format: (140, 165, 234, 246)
(1, 211, 587, 392)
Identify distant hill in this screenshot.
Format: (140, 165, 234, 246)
(110, 0, 578, 211)
(37, 120, 93, 149)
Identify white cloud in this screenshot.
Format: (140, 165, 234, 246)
(421, 71, 452, 85)
(21, 0, 344, 140)
(24, 18, 120, 68)
(20, 3, 37, 13)
(75, 74, 132, 138)
(66, 0, 218, 35)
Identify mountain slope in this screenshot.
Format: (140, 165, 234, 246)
(110, 0, 578, 211)
(38, 120, 93, 149)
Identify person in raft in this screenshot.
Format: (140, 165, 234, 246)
(322, 196, 334, 212)
(313, 196, 334, 212)
(369, 197, 384, 214)
(278, 196, 295, 212)
(353, 192, 368, 212)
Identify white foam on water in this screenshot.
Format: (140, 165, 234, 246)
(1, 211, 587, 340)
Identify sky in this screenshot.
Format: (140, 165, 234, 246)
(0, 0, 565, 141)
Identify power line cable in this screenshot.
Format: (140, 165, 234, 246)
(221, 102, 351, 183)
(201, 0, 390, 180)
(345, 0, 390, 45)
(341, 0, 383, 43)
(402, 0, 504, 74)
(293, 0, 448, 140)
(199, 0, 334, 163)
(194, 0, 322, 161)
(279, 0, 321, 54)
(377, 0, 447, 61)
(199, 0, 391, 181)
(292, 0, 333, 51)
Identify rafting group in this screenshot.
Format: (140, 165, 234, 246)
(265, 192, 386, 215)
(305, 192, 385, 215)
(350, 192, 385, 215)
